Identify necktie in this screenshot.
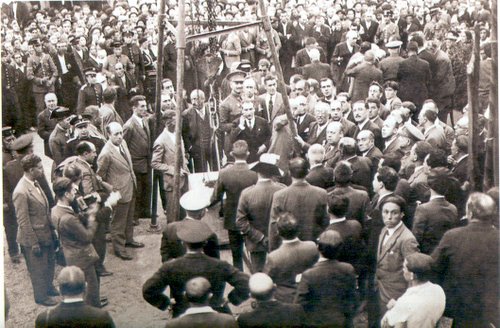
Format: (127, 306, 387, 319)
(247, 120, 252, 129)
(268, 97, 273, 122)
(119, 145, 127, 161)
(382, 230, 390, 246)
(33, 181, 42, 195)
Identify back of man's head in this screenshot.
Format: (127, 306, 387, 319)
(185, 277, 212, 304)
(249, 273, 274, 301)
(231, 140, 249, 161)
(333, 161, 353, 186)
(466, 192, 497, 222)
(377, 166, 399, 191)
(339, 137, 357, 157)
(58, 266, 86, 296)
(289, 157, 309, 179)
(276, 212, 299, 240)
(328, 194, 349, 217)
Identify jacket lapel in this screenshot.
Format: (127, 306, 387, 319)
(26, 179, 48, 207)
(378, 224, 405, 262)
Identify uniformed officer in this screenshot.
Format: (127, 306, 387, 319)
(219, 70, 246, 160)
(26, 37, 58, 114)
(103, 41, 134, 79)
(122, 31, 142, 81)
(2, 53, 22, 129)
(143, 219, 250, 318)
(65, 117, 106, 163)
(2, 127, 16, 165)
(379, 40, 404, 82)
(76, 67, 103, 114)
(48, 107, 72, 165)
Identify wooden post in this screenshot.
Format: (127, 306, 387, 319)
(466, 24, 481, 191)
(257, 0, 297, 137)
(171, 0, 187, 222)
(149, 0, 167, 232)
(489, 0, 498, 187)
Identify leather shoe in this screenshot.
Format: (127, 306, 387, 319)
(100, 296, 108, 302)
(99, 299, 109, 308)
(10, 255, 21, 264)
(98, 270, 114, 277)
(115, 252, 133, 260)
(125, 241, 144, 248)
(37, 297, 58, 306)
(48, 288, 60, 296)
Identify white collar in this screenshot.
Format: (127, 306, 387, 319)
(329, 217, 346, 224)
(234, 160, 247, 164)
(386, 221, 403, 236)
(23, 176, 38, 188)
(282, 237, 299, 244)
(62, 297, 84, 303)
(180, 306, 216, 317)
(358, 118, 369, 130)
(430, 195, 445, 201)
(310, 163, 323, 169)
(456, 154, 468, 163)
(258, 178, 271, 182)
(133, 114, 143, 125)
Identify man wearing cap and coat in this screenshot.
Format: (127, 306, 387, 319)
(102, 41, 134, 79)
(143, 220, 250, 318)
(48, 107, 71, 165)
(77, 67, 103, 114)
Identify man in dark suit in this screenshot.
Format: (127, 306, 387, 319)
(211, 140, 258, 270)
(276, 11, 296, 80)
(292, 96, 316, 142)
(35, 266, 115, 327)
(301, 48, 332, 82)
(449, 135, 469, 186)
(37, 92, 60, 157)
(269, 157, 328, 250)
(397, 41, 431, 110)
(77, 67, 103, 114)
(109, 62, 141, 120)
(2, 54, 22, 130)
(230, 101, 271, 164)
(295, 102, 330, 152)
(306, 144, 334, 189)
(264, 212, 319, 303)
(323, 121, 343, 169)
(257, 76, 286, 124)
(432, 192, 499, 328)
(236, 155, 284, 272)
(331, 31, 360, 92)
(123, 95, 151, 222)
(360, 11, 379, 43)
(295, 37, 327, 69)
(238, 272, 305, 327)
(182, 90, 217, 172)
(13, 154, 58, 306)
(97, 122, 141, 261)
(143, 220, 250, 317)
(352, 100, 383, 150)
(357, 130, 383, 178)
(11, 51, 31, 131)
(381, 116, 407, 156)
(338, 137, 373, 194)
(164, 277, 238, 328)
(412, 168, 458, 254)
(345, 50, 384, 103)
(52, 40, 80, 111)
(48, 107, 72, 165)
(295, 230, 357, 327)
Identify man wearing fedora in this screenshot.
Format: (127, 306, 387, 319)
(143, 219, 250, 318)
(236, 153, 285, 272)
(160, 188, 219, 263)
(211, 140, 258, 271)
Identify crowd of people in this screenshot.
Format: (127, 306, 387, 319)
(1, 0, 498, 327)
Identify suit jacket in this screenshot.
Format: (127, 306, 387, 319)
(37, 108, 57, 143)
(412, 197, 458, 254)
(346, 156, 373, 194)
(451, 155, 468, 184)
(211, 162, 258, 230)
(301, 61, 332, 82)
(151, 129, 188, 192)
(423, 124, 447, 151)
(182, 105, 214, 152)
(264, 239, 319, 303)
(257, 93, 286, 123)
(165, 310, 237, 328)
(331, 42, 360, 89)
(12, 177, 55, 247)
(295, 113, 316, 141)
(51, 51, 79, 84)
(295, 48, 326, 68)
(295, 259, 357, 327)
(432, 49, 455, 99)
(238, 300, 305, 328)
(96, 140, 137, 203)
(327, 219, 366, 273)
(432, 222, 498, 326)
(142, 252, 250, 316)
(99, 103, 124, 136)
(306, 164, 334, 189)
(354, 120, 383, 151)
(49, 125, 69, 165)
(230, 116, 271, 163)
(383, 136, 407, 156)
(345, 62, 383, 102)
(35, 301, 115, 328)
(364, 146, 383, 176)
(109, 72, 141, 120)
(219, 93, 242, 134)
(269, 181, 328, 250)
(360, 20, 379, 43)
(305, 121, 328, 147)
(328, 185, 370, 223)
(397, 55, 431, 108)
(77, 83, 103, 114)
(236, 180, 285, 252)
(123, 116, 151, 173)
(408, 166, 430, 203)
(376, 223, 419, 305)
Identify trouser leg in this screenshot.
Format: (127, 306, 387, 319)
(228, 230, 244, 271)
(111, 202, 130, 254)
(93, 221, 107, 273)
(125, 195, 136, 244)
(3, 210, 19, 257)
(83, 264, 100, 308)
(22, 244, 55, 303)
(134, 171, 151, 218)
(250, 251, 267, 273)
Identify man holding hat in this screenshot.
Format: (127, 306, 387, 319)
(48, 107, 71, 165)
(103, 40, 134, 79)
(143, 219, 250, 318)
(77, 67, 103, 114)
(238, 272, 305, 327)
(26, 37, 58, 114)
(379, 39, 404, 82)
(236, 153, 285, 272)
(160, 187, 219, 263)
(219, 70, 246, 161)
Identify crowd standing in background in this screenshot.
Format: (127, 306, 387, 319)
(1, 0, 498, 327)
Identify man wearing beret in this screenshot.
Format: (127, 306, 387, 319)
(143, 219, 250, 318)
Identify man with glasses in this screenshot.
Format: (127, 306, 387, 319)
(77, 67, 103, 114)
(26, 37, 58, 114)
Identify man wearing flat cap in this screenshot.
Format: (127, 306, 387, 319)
(236, 153, 285, 272)
(143, 219, 250, 318)
(103, 41, 134, 79)
(219, 70, 246, 161)
(48, 107, 72, 165)
(238, 272, 305, 327)
(381, 253, 445, 328)
(77, 67, 103, 114)
(26, 37, 58, 114)
(160, 188, 219, 263)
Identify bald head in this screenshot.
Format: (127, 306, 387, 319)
(249, 273, 274, 300)
(185, 277, 212, 304)
(58, 266, 86, 296)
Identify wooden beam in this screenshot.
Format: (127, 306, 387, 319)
(257, 0, 297, 137)
(489, 0, 498, 187)
(186, 21, 262, 42)
(467, 24, 481, 191)
(169, 20, 255, 26)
